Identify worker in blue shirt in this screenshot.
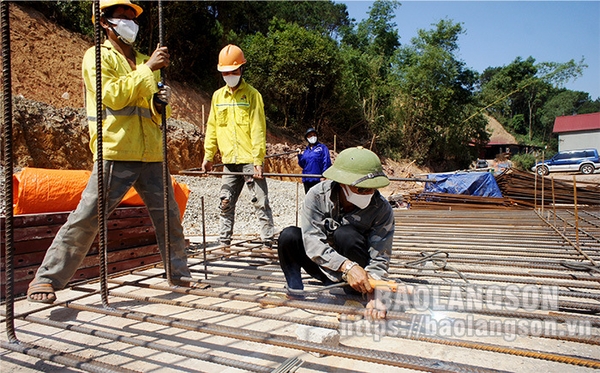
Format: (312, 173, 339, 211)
(297, 127, 332, 193)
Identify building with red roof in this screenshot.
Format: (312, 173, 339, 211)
(553, 112, 600, 151)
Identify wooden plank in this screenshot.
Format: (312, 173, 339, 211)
(0, 232, 157, 270)
(496, 169, 600, 206)
(0, 211, 71, 230)
(1, 225, 156, 255)
(2, 216, 154, 243)
(1, 206, 151, 230)
(1, 244, 160, 282)
(1, 252, 163, 298)
(1, 206, 164, 299)
(3, 237, 55, 255)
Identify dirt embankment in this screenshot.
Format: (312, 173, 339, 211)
(7, 4, 211, 125)
(5, 3, 428, 195)
(7, 4, 208, 173)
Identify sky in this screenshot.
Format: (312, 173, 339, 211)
(339, 1, 600, 100)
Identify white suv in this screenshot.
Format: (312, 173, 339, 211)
(532, 148, 600, 176)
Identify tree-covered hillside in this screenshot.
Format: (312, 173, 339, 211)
(30, 0, 600, 171)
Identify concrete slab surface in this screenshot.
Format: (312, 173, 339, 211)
(2, 209, 600, 372)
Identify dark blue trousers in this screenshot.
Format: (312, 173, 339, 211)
(277, 225, 370, 290)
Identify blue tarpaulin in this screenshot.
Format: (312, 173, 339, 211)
(425, 172, 503, 198)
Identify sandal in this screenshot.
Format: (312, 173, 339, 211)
(27, 282, 56, 304)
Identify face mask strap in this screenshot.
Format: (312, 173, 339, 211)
(351, 171, 386, 186)
(108, 23, 124, 42)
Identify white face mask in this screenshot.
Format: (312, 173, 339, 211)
(223, 74, 241, 88)
(307, 136, 317, 144)
(342, 184, 374, 210)
(108, 18, 139, 45)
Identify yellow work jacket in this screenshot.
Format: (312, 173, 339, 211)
(82, 40, 170, 162)
(204, 80, 266, 166)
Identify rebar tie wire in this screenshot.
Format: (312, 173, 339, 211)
(402, 250, 469, 283)
(559, 260, 600, 275)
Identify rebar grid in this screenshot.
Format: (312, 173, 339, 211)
(3, 209, 600, 372)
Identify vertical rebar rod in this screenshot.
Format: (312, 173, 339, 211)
(541, 161, 545, 215)
(1, 0, 18, 343)
(158, 0, 171, 282)
(94, 0, 109, 308)
(573, 176, 579, 249)
(534, 157, 538, 210)
(551, 176, 556, 227)
(202, 196, 207, 280)
(295, 182, 299, 227)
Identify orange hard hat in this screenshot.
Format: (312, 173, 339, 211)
(217, 44, 247, 72)
(91, 0, 143, 23)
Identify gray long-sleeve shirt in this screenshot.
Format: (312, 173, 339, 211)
(300, 180, 395, 282)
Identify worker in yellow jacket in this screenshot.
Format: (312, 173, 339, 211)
(202, 44, 275, 247)
(84, 37, 169, 161)
(27, 0, 193, 304)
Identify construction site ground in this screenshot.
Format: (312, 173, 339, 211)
(2, 206, 600, 373)
(3, 4, 600, 372)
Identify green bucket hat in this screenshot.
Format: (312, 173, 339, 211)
(323, 147, 389, 188)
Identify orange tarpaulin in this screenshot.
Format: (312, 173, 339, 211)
(13, 167, 190, 219)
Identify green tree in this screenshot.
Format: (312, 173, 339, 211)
(479, 57, 538, 130)
(344, 0, 400, 58)
(478, 57, 587, 144)
(26, 1, 93, 35)
(338, 0, 401, 150)
(30, 1, 350, 91)
(538, 90, 598, 143)
(338, 47, 395, 148)
(209, 1, 349, 39)
(243, 19, 341, 131)
(388, 19, 487, 168)
(142, 2, 222, 87)
(578, 98, 600, 114)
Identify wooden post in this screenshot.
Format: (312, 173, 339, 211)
(201, 104, 205, 135)
(295, 183, 299, 227)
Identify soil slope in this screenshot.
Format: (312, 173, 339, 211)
(5, 4, 427, 195)
(8, 4, 210, 125)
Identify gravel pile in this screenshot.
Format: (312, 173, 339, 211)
(0, 167, 302, 240)
(176, 175, 304, 240)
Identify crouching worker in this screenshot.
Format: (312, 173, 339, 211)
(277, 147, 394, 319)
(27, 0, 194, 304)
